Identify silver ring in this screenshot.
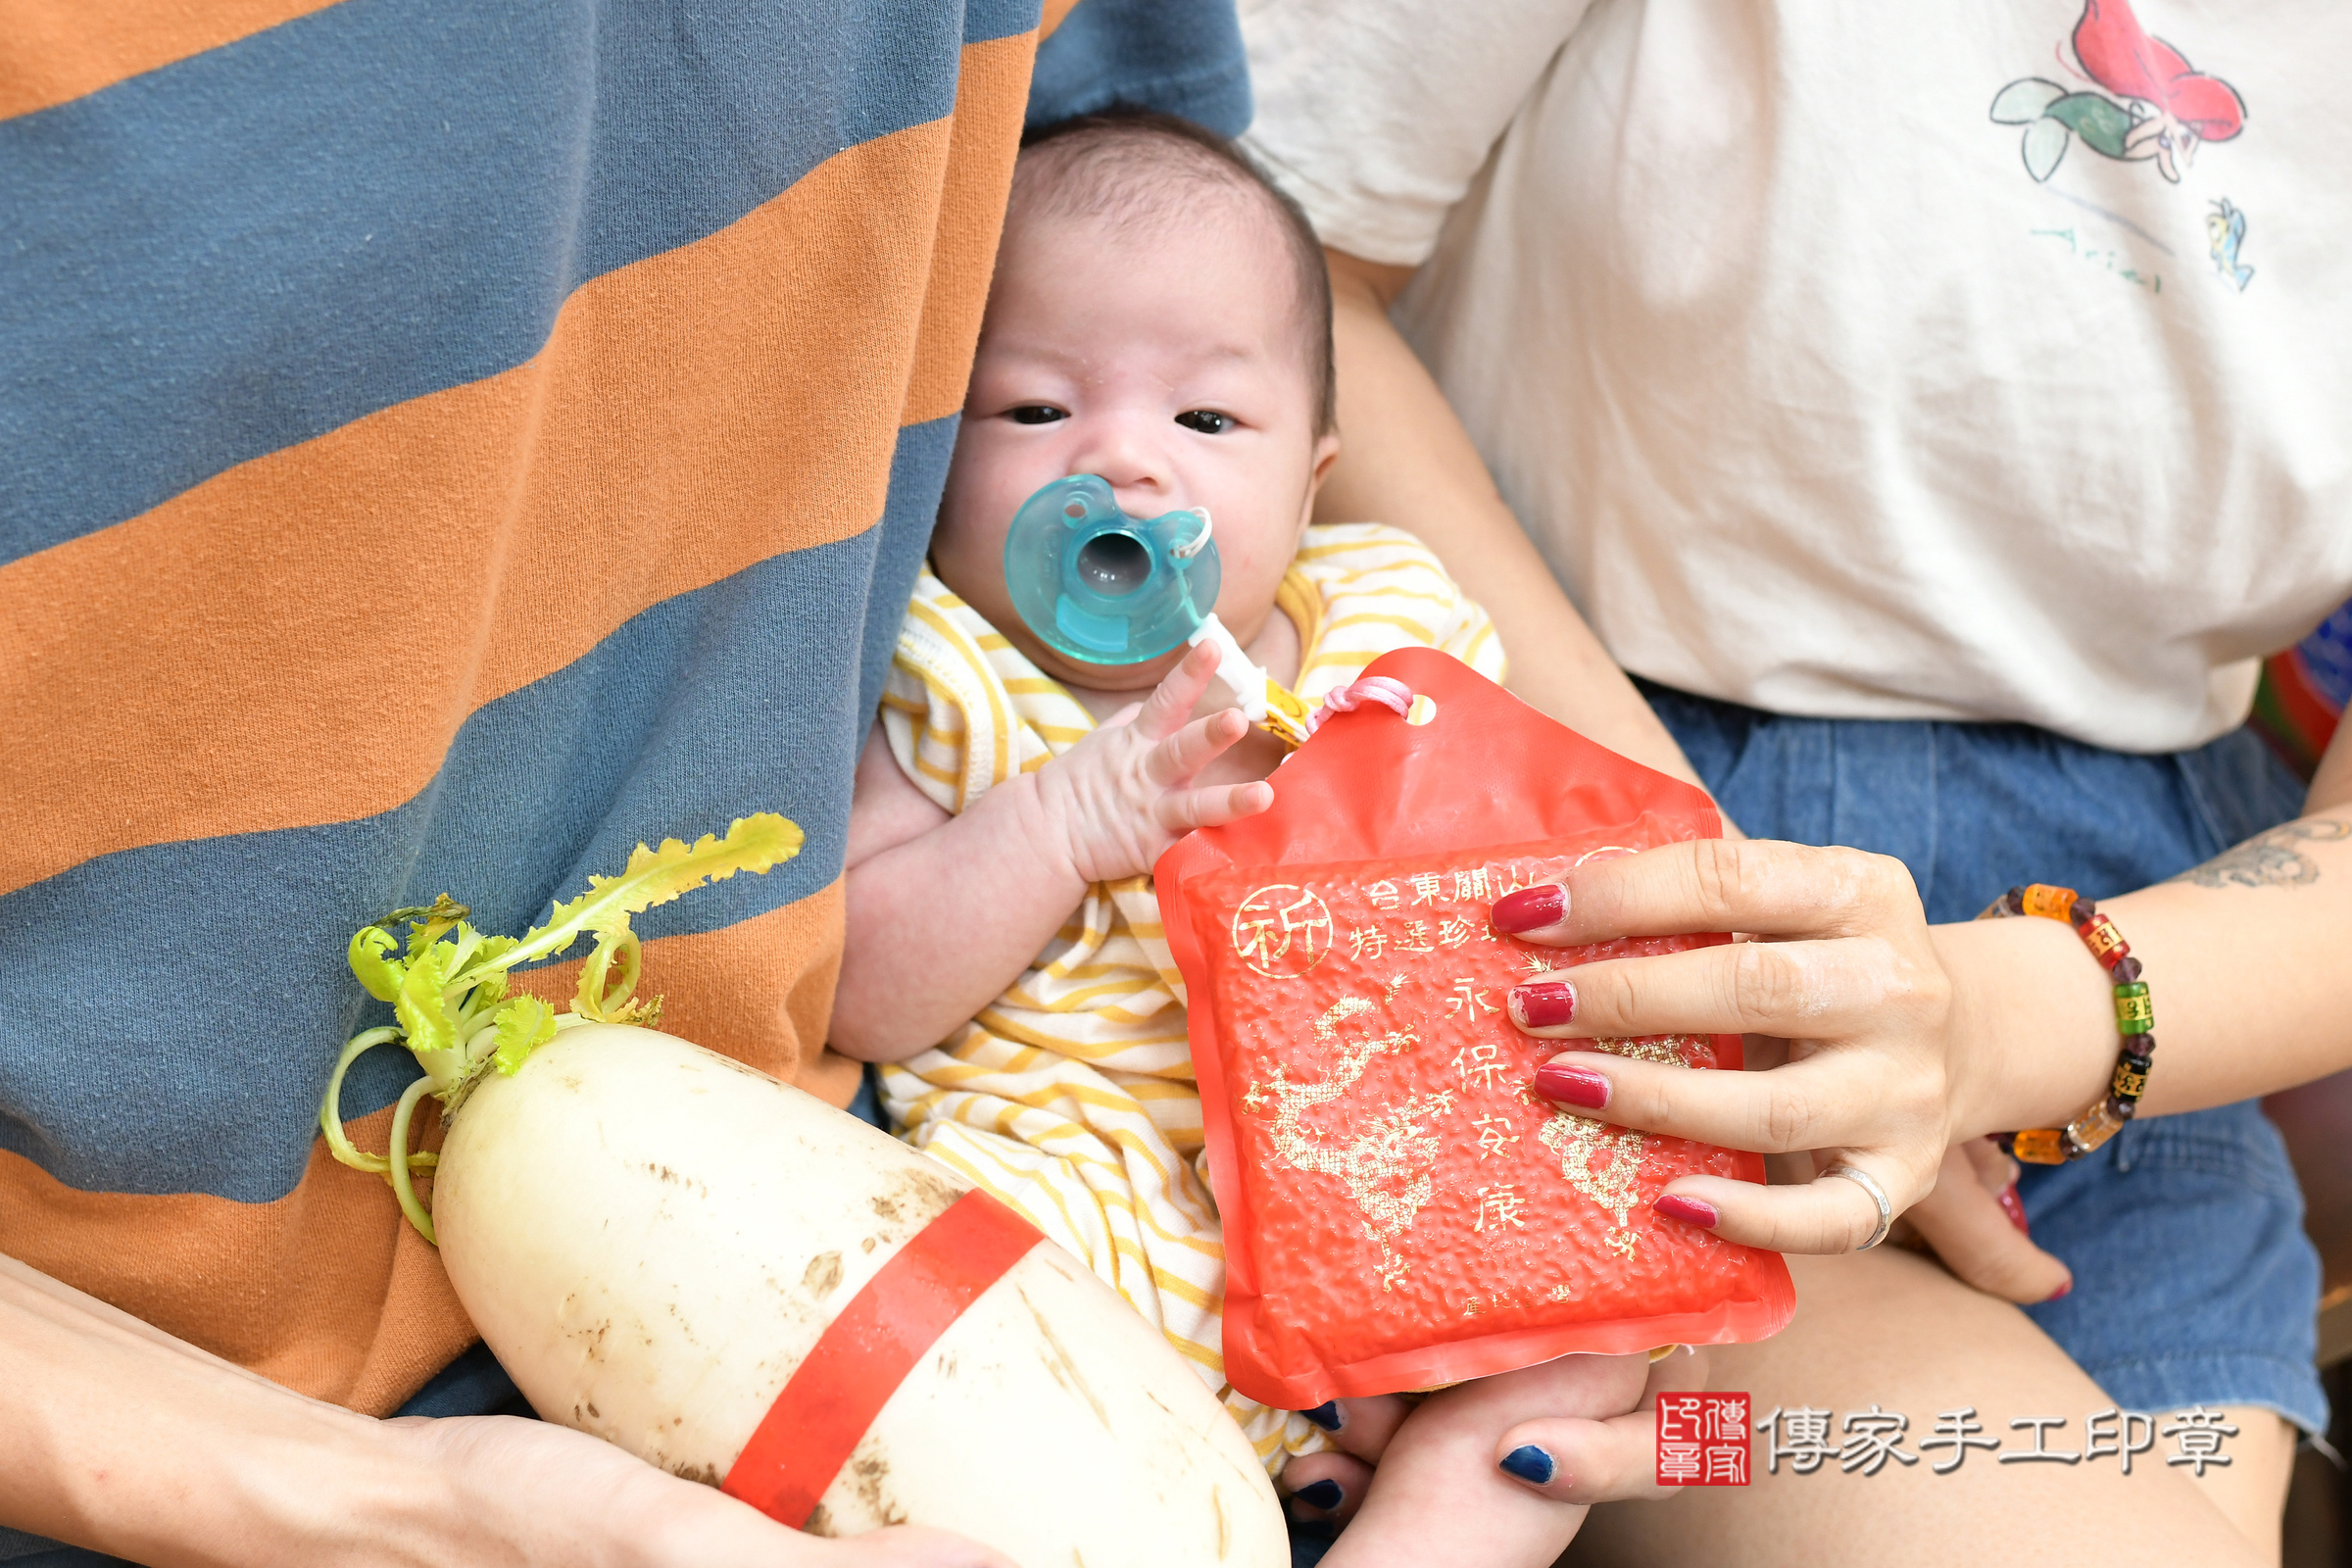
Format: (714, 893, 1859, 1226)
(1822, 1162, 1893, 1251)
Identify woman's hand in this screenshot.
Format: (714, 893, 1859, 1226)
(1278, 1350, 1705, 1531)
(1898, 1138, 2073, 1304)
(1, 1250, 1016, 1568)
(402, 1413, 1018, 1568)
(1491, 838, 1986, 1254)
(1482, 1348, 1711, 1508)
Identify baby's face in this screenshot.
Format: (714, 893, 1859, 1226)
(934, 194, 1339, 689)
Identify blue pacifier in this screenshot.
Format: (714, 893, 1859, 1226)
(1003, 474, 1219, 664)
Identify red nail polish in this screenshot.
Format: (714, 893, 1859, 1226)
(2044, 1279, 2072, 1302)
(1491, 883, 1565, 934)
(1510, 981, 1577, 1029)
(1996, 1181, 2030, 1236)
(1653, 1194, 1720, 1229)
(1534, 1061, 1609, 1109)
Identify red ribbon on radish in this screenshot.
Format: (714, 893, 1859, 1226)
(720, 1189, 1045, 1527)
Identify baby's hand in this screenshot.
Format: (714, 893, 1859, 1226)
(1032, 640, 1274, 885)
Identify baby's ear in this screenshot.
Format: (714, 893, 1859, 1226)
(1299, 430, 1344, 530)
(1309, 429, 1343, 487)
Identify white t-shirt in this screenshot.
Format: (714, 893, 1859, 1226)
(1243, 0, 2352, 752)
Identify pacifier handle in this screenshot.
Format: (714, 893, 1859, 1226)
(1167, 508, 1212, 562)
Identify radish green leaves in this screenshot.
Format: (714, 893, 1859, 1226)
(319, 813, 805, 1242)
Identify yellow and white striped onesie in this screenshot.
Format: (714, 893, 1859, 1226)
(875, 522, 1506, 1475)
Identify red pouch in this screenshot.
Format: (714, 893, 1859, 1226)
(1157, 648, 1794, 1407)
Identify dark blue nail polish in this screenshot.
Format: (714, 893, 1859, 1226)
(1294, 1479, 1345, 1511)
(1302, 1401, 1343, 1432)
(1499, 1445, 1555, 1486)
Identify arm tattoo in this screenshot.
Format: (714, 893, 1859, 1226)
(2167, 818, 2352, 889)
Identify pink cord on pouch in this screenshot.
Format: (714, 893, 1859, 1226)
(1304, 675, 1414, 736)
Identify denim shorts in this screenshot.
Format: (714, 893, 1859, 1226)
(1642, 679, 2329, 1436)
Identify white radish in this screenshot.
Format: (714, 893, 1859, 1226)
(438, 1023, 1284, 1561)
(319, 816, 1286, 1566)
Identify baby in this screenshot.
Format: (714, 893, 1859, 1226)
(832, 113, 1647, 1566)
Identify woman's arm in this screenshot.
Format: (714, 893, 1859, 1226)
(0, 1253, 1008, 1568)
(1496, 711, 2352, 1252)
(1948, 760, 2352, 1127)
(1320, 251, 1712, 798)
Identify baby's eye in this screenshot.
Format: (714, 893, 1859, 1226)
(1007, 405, 1067, 424)
(1175, 409, 1233, 435)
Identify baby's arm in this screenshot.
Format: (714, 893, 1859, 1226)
(832, 642, 1271, 1062)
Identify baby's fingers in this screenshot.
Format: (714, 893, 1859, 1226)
(1131, 639, 1222, 742)
(1143, 707, 1250, 788)
(1154, 780, 1273, 834)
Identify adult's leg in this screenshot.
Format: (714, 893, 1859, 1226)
(1571, 1250, 2282, 1567)
(2202, 1410, 2296, 1562)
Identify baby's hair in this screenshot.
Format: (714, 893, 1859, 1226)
(1013, 109, 1337, 437)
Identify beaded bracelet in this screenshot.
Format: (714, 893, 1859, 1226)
(1976, 883, 2152, 1163)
